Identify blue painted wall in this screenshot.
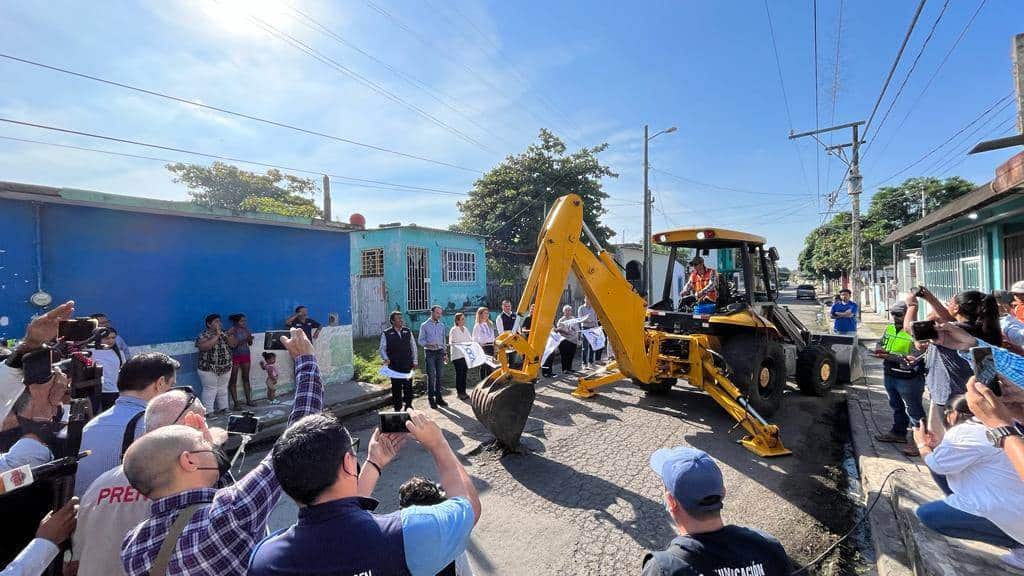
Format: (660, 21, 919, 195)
(0, 198, 351, 384)
(350, 226, 487, 330)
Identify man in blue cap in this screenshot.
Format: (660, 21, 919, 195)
(642, 446, 792, 576)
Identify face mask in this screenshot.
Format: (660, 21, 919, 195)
(191, 446, 231, 476)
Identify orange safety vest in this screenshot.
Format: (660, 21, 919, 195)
(690, 268, 718, 302)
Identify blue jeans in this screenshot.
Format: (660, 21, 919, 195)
(917, 500, 1020, 549)
(424, 349, 445, 400)
(883, 373, 926, 436)
(581, 335, 595, 365)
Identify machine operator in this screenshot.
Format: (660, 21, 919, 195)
(681, 255, 718, 303)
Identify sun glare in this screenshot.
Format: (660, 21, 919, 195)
(199, 0, 294, 36)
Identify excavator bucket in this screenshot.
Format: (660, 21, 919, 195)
(812, 333, 865, 384)
(470, 373, 536, 449)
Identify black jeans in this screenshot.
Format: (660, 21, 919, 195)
(479, 344, 495, 380)
(559, 341, 577, 372)
(390, 378, 413, 411)
(453, 358, 468, 395)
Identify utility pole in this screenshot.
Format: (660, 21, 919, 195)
(322, 175, 332, 222)
(790, 120, 866, 299)
(642, 124, 677, 298)
(643, 124, 651, 298)
(920, 183, 928, 217)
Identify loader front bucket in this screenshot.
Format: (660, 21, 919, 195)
(470, 373, 536, 449)
(811, 333, 865, 384)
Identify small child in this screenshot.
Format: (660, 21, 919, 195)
(260, 351, 279, 402)
(398, 477, 474, 576)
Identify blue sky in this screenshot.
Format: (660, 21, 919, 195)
(0, 0, 1020, 267)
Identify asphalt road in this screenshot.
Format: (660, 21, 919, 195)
(242, 289, 860, 575)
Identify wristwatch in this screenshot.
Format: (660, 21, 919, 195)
(986, 422, 1024, 448)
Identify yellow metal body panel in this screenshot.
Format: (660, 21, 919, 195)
(653, 228, 766, 247)
(484, 193, 789, 457)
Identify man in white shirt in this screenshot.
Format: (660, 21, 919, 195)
(914, 395, 1024, 570)
(1, 497, 78, 576)
(73, 389, 214, 576)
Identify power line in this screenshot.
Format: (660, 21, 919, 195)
(0, 118, 470, 197)
(865, 0, 951, 153)
(763, 0, 815, 201)
(237, 6, 497, 154)
(824, 0, 845, 198)
(280, 3, 514, 148)
(862, 0, 928, 142)
(870, 92, 1013, 187)
(871, 0, 986, 161)
(921, 110, 1016, 176)
(0, 53, 484, 174)
(929, 117, 1017, 176)
(813, 0, 821, 201)
(650, 167, 807, 198)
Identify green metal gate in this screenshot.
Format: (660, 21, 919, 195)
(922, 229, 985, 302)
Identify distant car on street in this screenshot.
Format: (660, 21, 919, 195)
(795, 284, 817, 300)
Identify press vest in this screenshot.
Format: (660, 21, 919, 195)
(384, 327, 415, 373)
(248, 497, 409, 576)
(690, 268, 718, 302)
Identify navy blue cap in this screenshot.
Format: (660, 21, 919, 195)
(650, 447, 725, 514)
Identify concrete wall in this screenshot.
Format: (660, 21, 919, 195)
(0, 197, 353, 391)
(350, 226, 487, 332)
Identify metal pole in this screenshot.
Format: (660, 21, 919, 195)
(643, 124, 652, 298)
(849, 124, 862, 300)
(322, 175, 332, 222)
(920, 184, 927, 217)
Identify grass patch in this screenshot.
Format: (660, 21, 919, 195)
(351, 336, 468, 391)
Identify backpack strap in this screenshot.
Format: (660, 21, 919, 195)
(121, 410, 146, 460)
(147, 503, 203, 576)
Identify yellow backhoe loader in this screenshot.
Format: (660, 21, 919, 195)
(471, 194, 852, 457)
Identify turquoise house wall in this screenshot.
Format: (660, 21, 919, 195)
(350, 226, 487, 332)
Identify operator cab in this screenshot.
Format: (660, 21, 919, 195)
(646, 227, 781, 333)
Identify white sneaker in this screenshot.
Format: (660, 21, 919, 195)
(1002, 548, 1024, 570)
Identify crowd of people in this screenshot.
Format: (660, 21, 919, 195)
(873, 283, 1024, 570)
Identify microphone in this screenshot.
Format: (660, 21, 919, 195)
(0, 450, 91, 495)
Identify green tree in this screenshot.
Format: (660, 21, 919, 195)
(452, 129, 617, 283)
(799, 176, 974, 277)
(167, 162, 322, 218)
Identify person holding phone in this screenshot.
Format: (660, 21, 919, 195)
(248, 411, 481, 576)
(873, 302, 926, 453)
(913, 395, 1024, 570)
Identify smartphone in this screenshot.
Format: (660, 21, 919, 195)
(911, 285, 926, 298)
(58, 318, 98, 342)
(911, 320, 938, 341)
(263, 331, 291, 351)
(228, 412, 260, 435)
(379, 411, 412, 434)
(970, 346, 1003, 397)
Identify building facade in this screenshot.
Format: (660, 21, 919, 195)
(0, 181, 355, 394)
(884, 152, 1024, 311)
(349, 225, 487, 336)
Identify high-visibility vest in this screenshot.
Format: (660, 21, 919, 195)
(881, 324, 913, 355)
(690, 268, 718, 302)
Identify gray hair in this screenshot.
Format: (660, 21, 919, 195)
(145, 389, 206, 433)
(124, 425, 205, 496)
(562, 305, 573, 313)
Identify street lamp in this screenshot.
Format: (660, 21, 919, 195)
(643, 124, 677, 298)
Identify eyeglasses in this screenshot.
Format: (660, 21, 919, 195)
(350, 437, 361, 456)
(169, 386, 200, 424)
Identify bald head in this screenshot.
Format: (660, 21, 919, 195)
(145, 390, 206, 433)
(124, 425, 205, 497)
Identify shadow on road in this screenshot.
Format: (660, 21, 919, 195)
(498, 451, 673, 552)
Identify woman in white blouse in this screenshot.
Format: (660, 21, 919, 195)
(449, 312, 473, 400)
(473, 306, 496, 380)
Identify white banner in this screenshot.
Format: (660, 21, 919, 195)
(379, 366, 414, 379)
(452, 342, 489, 369)
(582, 327, 606, 351)
(542, 332, 564, 365)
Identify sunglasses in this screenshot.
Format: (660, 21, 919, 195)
(169, 386, 201, 424)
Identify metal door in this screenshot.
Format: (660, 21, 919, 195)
(959, 257, 981, 292)
(352, 276, 388, 338)
(1004, 233, 1024, 287)
(407, 246, 430, 311)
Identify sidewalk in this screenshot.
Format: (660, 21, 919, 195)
(206, 379, 391, 446)
(848, 352, 1022, 575)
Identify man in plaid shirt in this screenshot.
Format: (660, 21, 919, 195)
(120, 327, 323, 576)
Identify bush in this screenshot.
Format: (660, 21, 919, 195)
(352, 338, 388, 385)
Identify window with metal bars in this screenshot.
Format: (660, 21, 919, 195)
(442, 249, 477, 283)
(360, 248, 384, 277)
(407, 246, 430, 311)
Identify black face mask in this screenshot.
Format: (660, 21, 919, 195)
(192, 447, 232, 476)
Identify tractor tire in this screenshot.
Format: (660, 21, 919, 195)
(721, 335, 786, 417)
(796, 344, 838, 396)
(633, 378, 676, 395)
